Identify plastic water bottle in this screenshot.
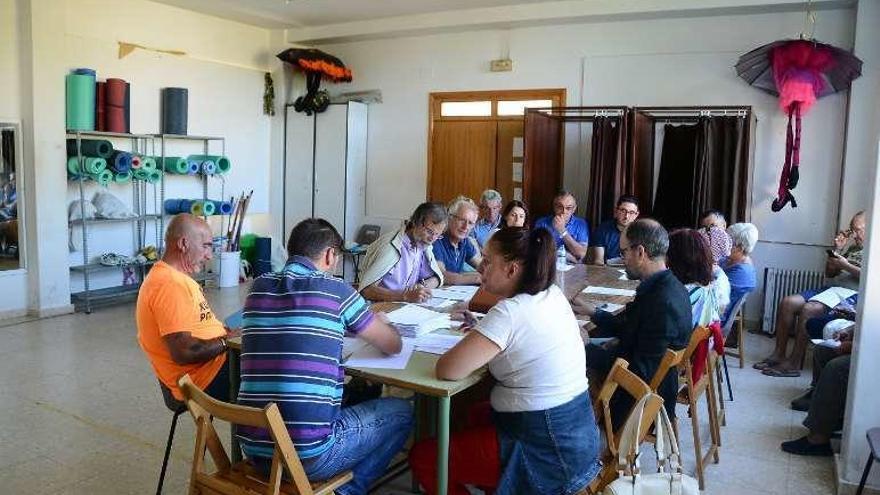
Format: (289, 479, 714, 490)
(556, 245, 567, 290)
(556, 245, 567, 266)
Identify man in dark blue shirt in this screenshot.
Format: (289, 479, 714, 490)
(534, 190, 590, 262)
(588, 195, 640, 265)
(433, 196, 483, 285)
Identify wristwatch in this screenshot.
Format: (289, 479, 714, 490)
(560, 230, 570, 238)
(218, 336, 228, 353)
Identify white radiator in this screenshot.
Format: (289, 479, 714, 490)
(761, 267, 825, 334)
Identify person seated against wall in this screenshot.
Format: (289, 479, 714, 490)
(588, 195, 639, 265)
(500, 200, 528, 228)
(720, 223, 759, 340)
(432, 196, 483, 285)
(576, 219, 692, 423)
(699, 208, 728, 230)
(238, 218, 412, 493)
(534, 189, 589, 262)
(409, 227, 601, 495)
(780, 320, 855, 456)
(136, 213, 237, 402)
(698, 223, 732, 314)
(359, 202, 446, 303)
(756, 211, 865, 377)
(472, 189, 503, 248)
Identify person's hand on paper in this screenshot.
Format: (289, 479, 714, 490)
(570, 296, 597, 317)
(403, 284, 432, 303)
(451, 309, 479, 332)
(834, 329, 852, 342)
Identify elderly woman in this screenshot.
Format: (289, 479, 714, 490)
(721, 223, 759, 324)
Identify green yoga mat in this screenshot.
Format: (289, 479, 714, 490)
(146, 169, 162, 184)
(114, 171, 132, 184)
(140, 156, 157, 171)
(133, 168, 150, 181)
(161, 156, 189, 174)
(88, 169, 113, 186)
(201, 200, 216, 216)
(67, 156, 107, 175)
(66, 74, 95, 131)
(187, 154, 231, 174)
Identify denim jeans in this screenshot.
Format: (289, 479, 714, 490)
(302, 397, 413, 495)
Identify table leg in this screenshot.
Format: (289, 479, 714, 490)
(436, 396, 451, 495)
(228, 348, 242, 463)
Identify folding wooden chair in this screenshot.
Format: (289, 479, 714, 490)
(648, 348, 686, 447)
(584, 358, 665, 494)
(178, 374, 352, 495)
(677, 326, 721, 491)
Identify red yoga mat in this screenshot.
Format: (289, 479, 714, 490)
(95, 81, 106, 131)
(105, 78, 127, 133)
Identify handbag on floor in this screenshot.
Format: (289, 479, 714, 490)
(603, 394, 699, 495)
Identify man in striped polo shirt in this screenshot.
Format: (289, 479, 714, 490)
(238, 218, 412, 495)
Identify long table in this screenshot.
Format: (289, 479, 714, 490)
(226, 264, 637, 494)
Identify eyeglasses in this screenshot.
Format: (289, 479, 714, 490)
(616, 207, 639, 216)
(450, 213, 476, 228)
(555, 203, 576, 212)
(422, 223, 442, 238)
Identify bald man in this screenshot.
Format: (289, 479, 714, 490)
(137, 213, 235, 401)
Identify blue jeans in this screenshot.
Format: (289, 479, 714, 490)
(302, 397, 413, 495)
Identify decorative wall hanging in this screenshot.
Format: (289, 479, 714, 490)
(276, 48, 353, 115)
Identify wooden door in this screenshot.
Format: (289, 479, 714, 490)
(495, 120, 525, 204)
(522, 111, 564, 219)
(429, 120, 497, 205)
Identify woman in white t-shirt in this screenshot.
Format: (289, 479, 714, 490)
(409, 227, 601, 495)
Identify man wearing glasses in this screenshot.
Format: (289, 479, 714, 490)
(472, 189, 503, 247)
(534, 190, 590, 262)
(588, 195, 640, 265)
(360, 202, 447, 303)
(433, 196, 483, 285)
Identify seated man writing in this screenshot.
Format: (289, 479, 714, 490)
(432, 196, 482, 285)
(359, 202, 446, 303)
(534, 189, 590, 262)
(756, 211, 865, 377)
(588, 195, 639, 265)
(238, 218, 412, 495)
(136, 213, 235, 401)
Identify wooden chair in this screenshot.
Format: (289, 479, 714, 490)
(647, 348, 686, 447)
(178, 374, 352, 495)
(584, 358, 665, 494)
(157, 381, 187, 495)
(677, 326, 721, 491)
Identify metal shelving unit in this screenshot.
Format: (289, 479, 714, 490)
(67, 130, 162, 313)
(157, 134, 226, 284)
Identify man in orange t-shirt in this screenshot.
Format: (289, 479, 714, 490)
(137, 214, 236, 401)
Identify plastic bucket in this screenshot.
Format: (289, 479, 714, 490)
(218, 251, 241, 288)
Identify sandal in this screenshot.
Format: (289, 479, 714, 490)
(762, 367, 801, 378)
(753, 358, 780, 370)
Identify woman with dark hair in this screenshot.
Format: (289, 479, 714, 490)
(409, 227, 600, 495)
(667, 229, 720, 328)
(500, 200, 528, 228)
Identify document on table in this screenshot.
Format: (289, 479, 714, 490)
(582, 286, 636, 297)
(597, 302, 625, 313)
(420, 297, 457, 309)
(387, 304, 452, 337)
(617, 269, 629, 281)
(808, 287, 857, 308)
(413, 334, 464, 355)
(811, 338, 841, 348)
(432, 285, 480, 301)
(343, 339, 415, 369)
(556, 262, 575, 272)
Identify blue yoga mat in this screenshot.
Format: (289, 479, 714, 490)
(108, 150, 132, 173)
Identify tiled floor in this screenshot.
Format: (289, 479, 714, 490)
(0, 286, 836, 494)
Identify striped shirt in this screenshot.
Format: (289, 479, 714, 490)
(237, 256, 374, 460)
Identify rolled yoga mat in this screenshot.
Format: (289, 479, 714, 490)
(95, 81, 106, 132)
(212, 200, 233, 215)
(161, 157, 189, 174)
(114, 171, 132, 184)
(88, 169, 113, 186)
(163, 199, 184, 214)
(73, 68, 96, 76)
(105, 78, 127, 133)
(161, 87, 188, 135)
(140, 156, 157, 171)
(67, 156, 107, 175)
(65, 73, 96, 131)
(146, 169, 162, 184)
(108, 150, 132, 173)
(133, 168, 150, 181)
(201, 160, 217, 175)
(124, 82, 131, 134)
(188, 155, 230, 174)
(201, 201, 216, 216)
(66, 138, 112, 158)
(186, 159, 201, 175)
(130, 154, 142, 169)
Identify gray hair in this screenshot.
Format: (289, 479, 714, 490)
(727, 223, 759, 255)
(625, 219, 669, 260)
(447, 195, 478, 216)
(409, 202, 447, 227)
(480, 189, 502, 204)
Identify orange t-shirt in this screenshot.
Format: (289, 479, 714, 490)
(136, 261, 226, 400)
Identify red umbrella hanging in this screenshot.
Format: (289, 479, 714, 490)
(736, 39, 862, 212)
(277, 48, 354, 115)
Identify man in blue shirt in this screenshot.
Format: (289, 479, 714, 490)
(433, 196, 482, 285)
(472, 189, 503, 247)
(534, 190, 589, 261)
(588, 195, 640, 265)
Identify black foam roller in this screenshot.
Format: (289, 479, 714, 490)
(66, 138, 113, 158)
(161, 87, 188, 135)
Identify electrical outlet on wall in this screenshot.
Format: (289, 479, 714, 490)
(490, 59, 513, 72)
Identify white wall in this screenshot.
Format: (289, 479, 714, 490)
(313, 8, 856, 320)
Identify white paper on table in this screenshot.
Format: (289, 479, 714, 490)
(414, 333, 463, 352)
(576, 319, 589, 327)
(617, 269, 629, 281)
(808, 287, 856, 308)
(582, 286, 636, 297)
(556, 262, 575, 272)
(432, 285, 480, 301)
(597, 302, 625, 313)
(387, 304, 448, 325)
(512, 162, 523, 182)
(811, 338, 842, 348)
(344, 339, 415, 369)
(420, 297, 457, 309)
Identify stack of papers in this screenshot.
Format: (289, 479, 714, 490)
(811, 338, 842, 349)
(342, 338, 415, 369)
(387, 304, 452, 338)
(413, 333, 464, 355)
(582, 286, 636, 297)
(432, 285, 480, 301)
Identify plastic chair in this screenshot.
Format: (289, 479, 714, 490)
(856, 427, 880, 495)
(178, 374, 352, 495)
(156, 381, 187, 495)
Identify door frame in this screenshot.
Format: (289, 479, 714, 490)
(427, 89, 566, 201)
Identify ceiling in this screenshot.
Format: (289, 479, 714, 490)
(149, 0, 567, 29)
